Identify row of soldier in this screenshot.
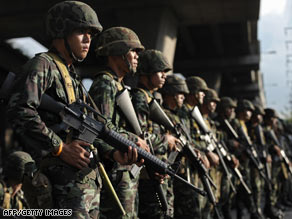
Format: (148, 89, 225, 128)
(1, 1, 292, 219)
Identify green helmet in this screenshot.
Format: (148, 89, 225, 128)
(3, 151, 36, 183)
(236, 99, 255, 112)
(217, 97, 237, 113)
(186, 76, 208, 94)
(204, 88, 220, 103)
(137, 49, 172, 75)
(264, 108, 278, 119)
(253, 104, 265, 115)
(95, 27, 145, 56)
(46, 1, 102, 40)
(160, 75, 189, 95)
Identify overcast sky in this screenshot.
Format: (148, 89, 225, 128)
(259, 0, 292, 117)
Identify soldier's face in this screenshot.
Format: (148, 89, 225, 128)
(174, 93, 185, 108)
(67, 28, 92, 60)
(243, 109, 252, 121)
(225, 107, 235, 119)
(151, 72, 166, 89)
(207, 101, 217, 113)
(195, 91, 205, 104)
(126, 50, 139, 73)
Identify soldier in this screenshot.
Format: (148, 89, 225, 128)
(232, 99, 264, 219)
(247, 104, 268, 218)
(214, 97, 239, 219)
(159, 74, 208, 219)
(7, 2, 138, 218)
(263, 108, 285, 219)
(199, 88, 223, 219)
(89, 27, 149, 219)
(184, 77, 218, 219)
(132, 49, 179, 218)
(0, 151, 35, 213)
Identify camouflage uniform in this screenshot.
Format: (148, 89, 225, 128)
(247, 104, 267, 216)
(89, 27, 144, 219)
(232, 100, 260, 219)
(132, 50, 174, 218)
(196, 88, 224, 219)
(160, 75, 202, 219)
(7, 2, 103, 218)
(183, 76, 210, 219)
(214, 97, 240, 219)
(263, 108, 285, 219)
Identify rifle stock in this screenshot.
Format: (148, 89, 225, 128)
(116, 89, 168, 212)
(191, 106, 236, 193)
(149, 100, 225, 217)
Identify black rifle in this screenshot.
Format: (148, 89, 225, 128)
(223, 119, 272, 189)
(40, 94, 206, 197)
(191, 106, 236, 193)
(254, 125, 272, 182)
(266, 129, 292, 177)
(149, 100, 223, 219)
(116, 89, 168, 212)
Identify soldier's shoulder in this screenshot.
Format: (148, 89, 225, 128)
(23, 52, 56, 72)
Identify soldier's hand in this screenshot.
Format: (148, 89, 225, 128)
(201, 154, 210, 169)
(137, 137, 150, 152)
(274, 145, 282, 157)
(113, 146, 143, 166)
(154, 172, 167, 184)
(267, 154, 272, 163)
(164, 133, 179, 152)
(60, 140, 90, 169)
(231, 155, 239, 168)
(206, 151, 220, 167)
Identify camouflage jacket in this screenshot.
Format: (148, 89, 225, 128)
(7, 50, 86, 161)
(88, 67, 138, 166)
(163, 105, 198, 176)
(131, 85, 168, 156)
(181, 104, 209, 152)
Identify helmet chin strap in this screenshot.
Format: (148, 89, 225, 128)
(64, 38, 84, 63)
(122, 54, 135, 76)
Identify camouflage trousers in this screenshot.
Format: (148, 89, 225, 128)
(174, 171, 201, 219)
(100, 168, 139, 219)
(235, 159, 258, 217)
(138, 178, 174, 219)
(266, 160, 282, 207)
(45, 164, 101, 219)
(250, 165, 264, 210)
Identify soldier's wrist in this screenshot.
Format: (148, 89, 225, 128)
(52, 142, 63, 156)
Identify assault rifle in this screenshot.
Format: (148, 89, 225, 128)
(266, 129, 292, 177)
(223, 119, 272, 190)
(40, 94, 206, 196)
(149, 100, 223, 219)
(191, 106, 236, 193)
(116, 89, 168, 212)
(254, 125, 272, 182)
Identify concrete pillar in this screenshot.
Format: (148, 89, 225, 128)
(116, 7, 178, 66)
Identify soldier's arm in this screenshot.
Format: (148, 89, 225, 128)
(132, 90, 169, 154)
(7, 56, 63, 153)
